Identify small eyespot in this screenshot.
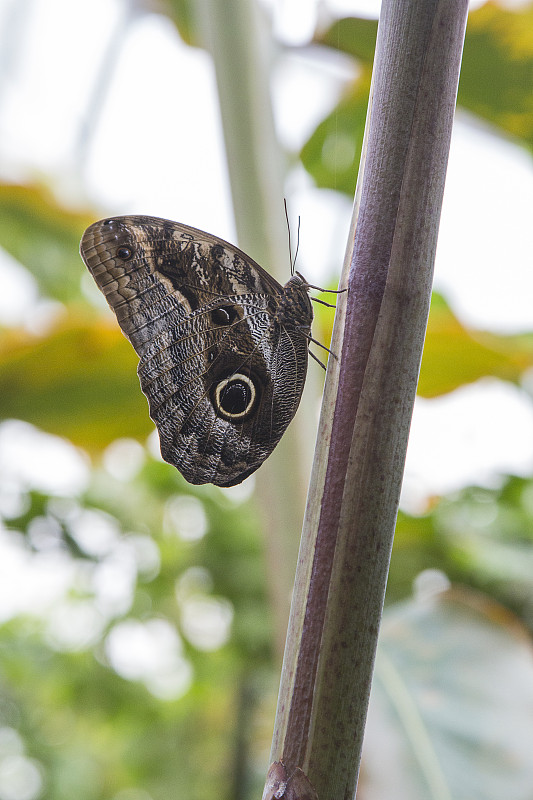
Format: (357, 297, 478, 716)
(116, 246, 133, 260)
(211, 308, 231, 326)
(214, 373, 257, 421)
(211, 306, 238, 327)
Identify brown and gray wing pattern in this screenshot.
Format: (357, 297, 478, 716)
(80, 215, 312, 487)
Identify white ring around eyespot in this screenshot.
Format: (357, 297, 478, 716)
(215, 373, 256, 420)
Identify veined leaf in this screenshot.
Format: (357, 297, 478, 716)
(362, 588, 533, 800)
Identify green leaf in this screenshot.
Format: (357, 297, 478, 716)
(300, 75, 370, 196)
(391, 476, 533, 622)
(419, 294, 533, 397)
(308, 5, 533, 195)
(458, 3, 533, 151)
(0, 313, 152, 449)
(388, 511, 443, 603)
(165, 0, 200, 47)
(0, 183, 94, 303)
(317, 16, 377, 63)
(434, 477, 533, 611)
(363, 588, 533, 799)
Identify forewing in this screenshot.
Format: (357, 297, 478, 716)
(80, 216, 282, 356)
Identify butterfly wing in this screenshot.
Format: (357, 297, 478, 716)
(80, 215, 312, 487)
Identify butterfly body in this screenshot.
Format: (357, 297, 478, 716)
(80, 216, 313, 486)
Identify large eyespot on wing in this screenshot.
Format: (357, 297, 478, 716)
(136, 309, 275, 487)
(212, 373, 258, 421)
(205, 329, 310, 487)
(135, 279, 311, 487)
(129, 295, 272, 486)
(192, 327, 309, 488)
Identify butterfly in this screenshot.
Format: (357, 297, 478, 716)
(80, 215, 336, 487)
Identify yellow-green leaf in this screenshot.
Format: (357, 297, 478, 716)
(419, 294, 533, 397)
(310, 4, 533, 196)
(0, 313, 152, 449)
(459, 2, 533, 149)
(0, 183, 94, 302)
(300, 75, 370, 196)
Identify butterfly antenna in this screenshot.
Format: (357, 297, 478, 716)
(284, 199, 294, 276)
(293, 216, 301, 274)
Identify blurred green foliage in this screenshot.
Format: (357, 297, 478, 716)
(308, 2, 533, 194)
(1, 3, 533, 799)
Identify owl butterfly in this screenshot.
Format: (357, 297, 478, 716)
(80, 215, 337, 487)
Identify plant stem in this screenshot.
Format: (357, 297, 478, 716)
(269, 1, 468, 798)
(195, 0, 310, 655)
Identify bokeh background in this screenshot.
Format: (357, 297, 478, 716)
(0, 1, 533, 798)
